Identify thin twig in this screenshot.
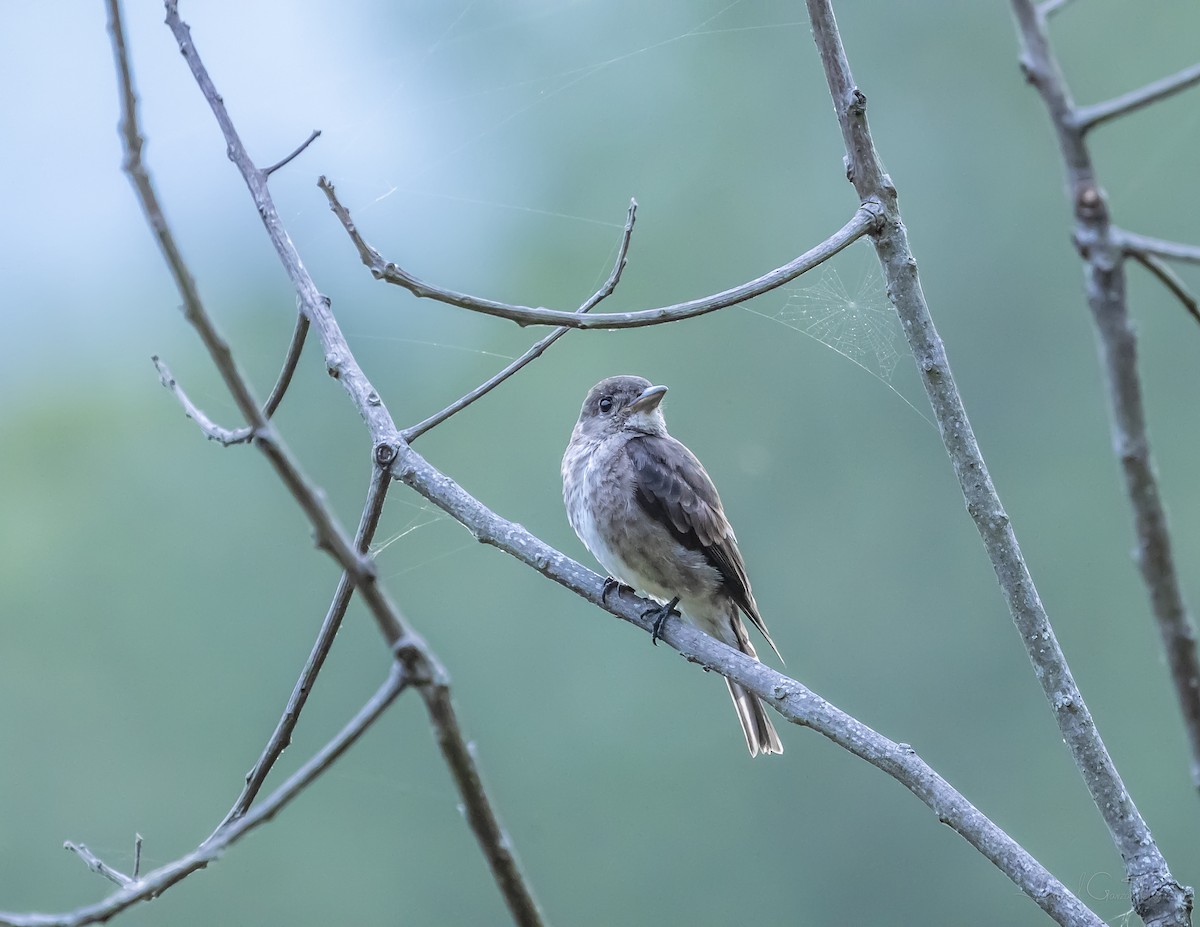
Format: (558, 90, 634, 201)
(1117, 229, 1200, 266)
(214, 463, 392, 834)
(264, 129, 321, 177)
(132, 836, 141, 881)
(262, 310, 311, 418)
(150, 312, 310, 445)
(1012, 0, 1200, 818)
(0, 665, 408, 927)
(320, 175, 881, 330)
(1074, 62, 1200, 134)
(62, 844, 133, 890)
(1037, 0, 1075, 18)
(402, 198, 638, 441)
(152, 355, 252, 445)
(1128, 250, 1200, 326)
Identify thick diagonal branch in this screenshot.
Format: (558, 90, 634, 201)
(383, 439, 1102, 927)
(812, 2, 1191, 925)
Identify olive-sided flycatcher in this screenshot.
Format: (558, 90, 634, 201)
(562, 375, 783, 756)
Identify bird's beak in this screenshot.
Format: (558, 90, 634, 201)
(629, 384, 668, 413)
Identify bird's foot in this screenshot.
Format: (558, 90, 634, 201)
(645, 596, 681, 646)
(601, 576, 635, 605)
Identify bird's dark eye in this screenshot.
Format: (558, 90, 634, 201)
(598, 396, 614, 414)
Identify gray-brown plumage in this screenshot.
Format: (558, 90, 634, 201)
(562, 375, 783, 756)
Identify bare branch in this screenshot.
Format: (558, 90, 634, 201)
(1011, 0, 1200, 821)
(0, 665, 408, 927)
(150, 312, 309, 445)
(403, 198, 638, 441)
(63, 844, 133, 890)
(810, 1, 1191, 923)
(319, 175, 881, 330)
(1037, 0, 1076, 18)
(388, 439, 1104, 927)
(214, 463, 392, 834)
(110, 0, 261, 432)
(417, 680, 542, 927)
(119, 5, 548, 923)
(151, 355, 252, 444)
(575, 198, 638, 313)
(261, 310, 311, 418)
(263, 129, 321, 177)
(1075, 62, 1200, 134)
(1117, 229, 1200, 265)
(1127, 250, 1200, 326)
(114, 0, 367, 575)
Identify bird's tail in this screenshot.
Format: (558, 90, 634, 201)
(725, 616, 784, 757)
(725, 678, 784, 756)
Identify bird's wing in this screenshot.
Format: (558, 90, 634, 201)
(625, 434, 781, 659)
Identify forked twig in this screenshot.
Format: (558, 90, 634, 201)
(0, 665, 408, 927)
(214, 463, 392, 834)
(320, 173, 881, 330)
(402, 197, 639, 441)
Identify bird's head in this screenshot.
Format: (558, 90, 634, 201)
(573, 375, 668, 439)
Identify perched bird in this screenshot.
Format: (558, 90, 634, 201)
(562, 375, 784, 756)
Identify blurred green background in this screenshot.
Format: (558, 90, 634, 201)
(2, 1, 1199, 924)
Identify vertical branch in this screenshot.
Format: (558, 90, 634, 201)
(1010, 0, 1200, 796)
(805, 2, 1192, 926)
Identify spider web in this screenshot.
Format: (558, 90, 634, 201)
(745, 243, 932, 424)
(781, 249, 900, 380)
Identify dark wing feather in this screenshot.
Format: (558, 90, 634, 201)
(625, 435, 780, 659)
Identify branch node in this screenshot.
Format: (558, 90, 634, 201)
(374, 441, 398, 468)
